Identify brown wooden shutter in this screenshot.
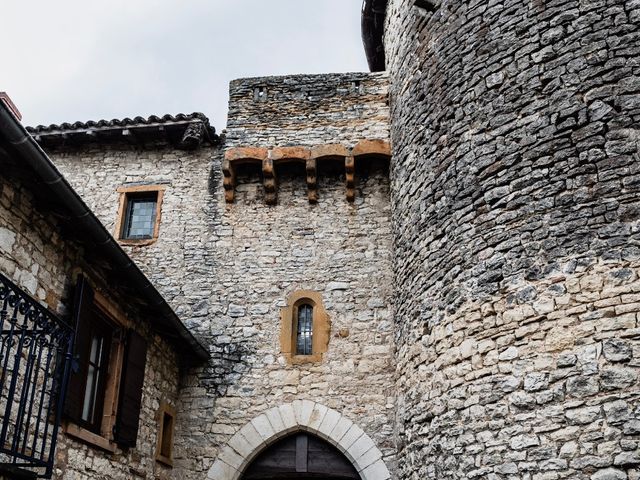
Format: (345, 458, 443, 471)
(63, 275, 94, 421)
(114, 329, 147, 448)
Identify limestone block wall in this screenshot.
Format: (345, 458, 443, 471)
(227, 72, 389, 147)
(49, 72, 396, 479)
(385, 0, 640, 478)
(0, 174, 181, 480)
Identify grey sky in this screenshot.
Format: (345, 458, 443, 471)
(2, 0, 368, 130)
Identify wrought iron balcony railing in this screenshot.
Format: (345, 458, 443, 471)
(0, 272, 74, 478)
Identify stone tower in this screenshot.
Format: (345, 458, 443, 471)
(375, 0, 640, 478)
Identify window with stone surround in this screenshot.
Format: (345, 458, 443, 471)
(296, 303, 313, 355)
(115, 185, 166, 245)
(155, 401, 176, 467)
(63, 275, 148, 452)
(280, 290, 330, 364)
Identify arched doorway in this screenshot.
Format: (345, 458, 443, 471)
(242, 432, 361, 480)
(206, 401, 390, 480)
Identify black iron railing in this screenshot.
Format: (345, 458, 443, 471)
(0, 272, 74, 478)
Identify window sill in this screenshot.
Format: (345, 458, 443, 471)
(118, 238, 158, 247)
(64, 422, 117, 453)
(155, 454, 174, 467)
(289, 353, 323, 365)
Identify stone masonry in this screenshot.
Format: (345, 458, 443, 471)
(385, 0, 640, 478)
(0, 172, 181, 480)
(22, 1, 640, 477)
(49, 72, 397, 478)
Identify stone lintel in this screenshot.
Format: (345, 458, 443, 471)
(352, 139, 391, 157)
(310, 144, 350, 159)
(270, 146, 310, 161)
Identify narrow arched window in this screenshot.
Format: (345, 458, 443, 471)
(296, 304, 313, 355)
(280, 291, 329, 364)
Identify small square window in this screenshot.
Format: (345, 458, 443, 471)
(123, 195, 157, 240)
(115, 185, 166, 245)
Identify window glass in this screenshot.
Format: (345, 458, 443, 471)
(81, 334, 105, 424)
(296, 304, 313, 355)
(123, 196, 157, 239)
(78, 309, 113, 433)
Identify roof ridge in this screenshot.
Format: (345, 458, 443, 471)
(26, 112, 212, 134)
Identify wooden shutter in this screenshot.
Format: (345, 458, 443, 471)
(63, 275, 94, 421)
(114, 329, 147, 448)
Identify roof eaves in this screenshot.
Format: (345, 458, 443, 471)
(362, 0, 388, 72)
(0, 103, 210, 362)
(27, 112, 218, 149)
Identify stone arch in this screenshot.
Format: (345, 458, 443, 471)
(206, 400, 391, 480)
(351, 139, 391, 158)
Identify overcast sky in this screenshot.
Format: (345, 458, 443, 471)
(2, 1, 368, 130)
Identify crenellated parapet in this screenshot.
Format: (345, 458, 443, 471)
(223, 140, 390, 205)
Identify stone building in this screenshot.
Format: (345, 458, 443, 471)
(0, 96, 207, 480)
(2, 0, 640, 479)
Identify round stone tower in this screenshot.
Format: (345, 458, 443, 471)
(371, 0, 640, 478)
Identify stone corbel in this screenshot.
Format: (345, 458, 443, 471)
(263, 157, 277, 205)
(306, 158, 318, 204)
(345, 156, 356, 202)
(346, 140, 391, 202)
(222, 159, 236, 203)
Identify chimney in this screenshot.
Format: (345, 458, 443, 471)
(0, 92, 23, 121)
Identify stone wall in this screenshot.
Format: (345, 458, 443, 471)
(0, 164, 181, 479)
(385, 0, 640, 478)
(227, 72, 389, 147)
(49, 71, 397, 478)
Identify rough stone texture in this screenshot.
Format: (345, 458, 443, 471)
(385, 0, 640, 478)
(227, 72, 389, 147)
(49, 72, 396, 478)
(0, 161, 181, 479)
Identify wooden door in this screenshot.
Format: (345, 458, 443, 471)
(242, 432, 361, 480)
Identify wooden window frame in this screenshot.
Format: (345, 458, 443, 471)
(155, 401, 177, 467)
(280, 290, 330, 365)
(115, 185, 166, 246)
(64, 289, 129, 452)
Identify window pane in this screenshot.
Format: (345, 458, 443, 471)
(296, 305, 313, 355)
(123, 196, 157, 239)
(81, 364, 96, 422)
(82, 335, 104, 423)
